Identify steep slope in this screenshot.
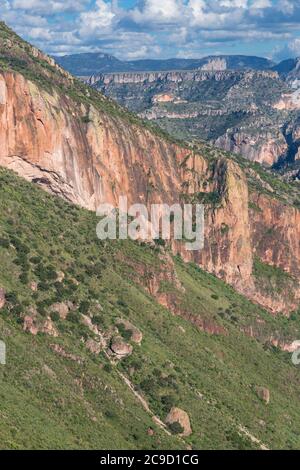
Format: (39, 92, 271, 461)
(1, 168, 300, 450)
(1, 21, 300, 314)
(54, 53, 274, 77)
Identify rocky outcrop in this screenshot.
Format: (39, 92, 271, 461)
(165, 407, 192, 436)
(110, 336, 133, 358)
(215, 130, 287, 167)
(23, 309, 58, 337)
(255, 386, 270, 405)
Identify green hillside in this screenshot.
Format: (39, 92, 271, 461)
(1, 168, 300, 450)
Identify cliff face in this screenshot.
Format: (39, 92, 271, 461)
(215, 130, 288, 167)
(90, 69, 300, 169)
(1, 70, 300, 314)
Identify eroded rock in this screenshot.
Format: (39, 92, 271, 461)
(110, 336, 133, 358)
(165, 407, 192, 437)
(255, 386, 270, 404)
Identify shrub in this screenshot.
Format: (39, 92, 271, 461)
(50, 311, 60, 322)
(168, 422, 184, 435)
(79, 300, 90, 314)
(0, 238, 10, 248)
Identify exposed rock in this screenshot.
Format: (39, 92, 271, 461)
(50, 302, 70, 320)
(86, 339, 102, 355)
(23, 315, 39, 336)
(56, 271, 65, 282)
(116, 319, 143, 345)
(165, 407, 192, 437)
(50, 344, 83, 364)
(255, 386, 270, 404)
(110, 336, 133, 358)
(30, 281, 38, 292)
(41, 318, 58, 337)
(0, 287, 6, 309)
(23, 308, 58, 337)
(1, 70, 300, 314)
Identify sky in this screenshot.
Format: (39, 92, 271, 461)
(0, 0, 300, 61)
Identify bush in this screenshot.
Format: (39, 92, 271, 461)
(0, 238, 10, 248)
(79, 300, 90, 314)
(168, 422, 184, 435)
(50, 311, 60, 322)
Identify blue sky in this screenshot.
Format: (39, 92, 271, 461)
(0, 1, 300, 61)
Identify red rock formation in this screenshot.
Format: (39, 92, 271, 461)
(1, 70, 300, 314)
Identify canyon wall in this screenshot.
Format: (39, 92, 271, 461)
(1, 71, 300, 314)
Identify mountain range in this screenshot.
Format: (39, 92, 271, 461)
(54, 53, 275, 76)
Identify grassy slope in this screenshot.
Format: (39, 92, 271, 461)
(1, 168, 300, 450)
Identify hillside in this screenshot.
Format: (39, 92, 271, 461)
(1, 20, 300, 451)
(1, 167, 300, 450)
(1, 21, 300, 315)
(54, 53, 274, 77)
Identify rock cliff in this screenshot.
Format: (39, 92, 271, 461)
(1, 22, 300, 314)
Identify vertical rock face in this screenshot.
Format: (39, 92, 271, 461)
(215, 131, 288, 167)
(1, 70, 300, 313)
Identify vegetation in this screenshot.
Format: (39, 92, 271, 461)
(1, 168, 300, 449)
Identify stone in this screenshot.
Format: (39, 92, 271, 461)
(165, 407, 192, 437)
(50, 302, 70, 320)
(23, 315, 39, 336)
(57, 271, 65, 282)
(255, 386, 270, 404)
(110, 336, 133, 358)
(0, 287, 6, 309)
(41, 318, 59, 337)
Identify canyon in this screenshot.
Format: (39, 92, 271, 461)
(1, 21, 300, 315)
(89, 68, 300, 170)
(2, 22, 300, 451)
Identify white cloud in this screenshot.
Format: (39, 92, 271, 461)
(251, 0, 271, 7)
(12, 0, 86, 13)
(1, 0, 300, 61)
(129, 0, 185, 25)
(79, 0, 115, 38)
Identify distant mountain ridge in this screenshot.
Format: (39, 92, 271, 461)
(54, 53, 275, 76)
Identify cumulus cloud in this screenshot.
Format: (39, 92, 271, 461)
(0, 0, 300, 61)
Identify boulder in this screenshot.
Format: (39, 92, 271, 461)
(41, 318, 59, 337)
(255, 386, 270, 404)
(56, 271, 65, 282)
(110, 336, 133, 358)
(0, 287, 6, 309)
(165, 407, 192, 437)
(23, 315, 39, 336)
(50, 302, 70, 320)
